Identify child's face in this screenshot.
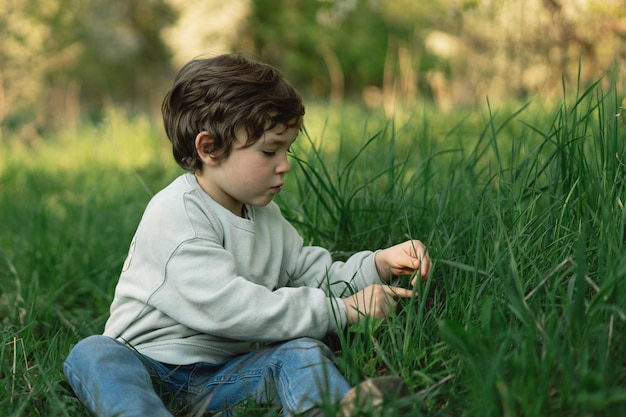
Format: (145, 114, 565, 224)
(196, 124, 299, 217)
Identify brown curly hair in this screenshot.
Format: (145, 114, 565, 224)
(161, 53, 305, 171)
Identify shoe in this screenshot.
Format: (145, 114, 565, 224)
(339, 376, 410, 416)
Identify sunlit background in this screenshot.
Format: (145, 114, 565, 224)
(1, 0, 625, 137)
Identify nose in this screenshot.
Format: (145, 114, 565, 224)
(276, 152, 290, 174)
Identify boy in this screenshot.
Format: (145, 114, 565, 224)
(64, 53, 431, 417)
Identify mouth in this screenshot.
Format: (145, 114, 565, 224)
(270, 184, 284, 193)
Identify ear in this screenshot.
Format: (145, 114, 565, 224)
(195, 132, 220, 166)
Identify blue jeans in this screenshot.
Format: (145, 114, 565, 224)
(63, 335, 351, 417)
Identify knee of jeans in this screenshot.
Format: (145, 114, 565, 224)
(65, 335, 119, 366)
(280, 337, 335, 361)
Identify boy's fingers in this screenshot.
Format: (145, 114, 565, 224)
(385, 286, 414, 298)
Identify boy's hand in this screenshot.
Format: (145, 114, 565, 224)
(342, 284, 414, 325)
(375, 239, 431, 286)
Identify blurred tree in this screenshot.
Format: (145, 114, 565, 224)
(162, 0, 250, 68)
(81, 1, 174, 105)
(248, 0, 411, 103)
(248, 0, 332, 97)
(0, 0, 52, 134)
(0, 0, 175, 136)
(450, 0, 626, 103)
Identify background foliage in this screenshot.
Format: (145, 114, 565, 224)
(1, 0, 625, 137)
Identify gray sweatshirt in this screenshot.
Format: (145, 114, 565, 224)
(103, 173, 382, 365)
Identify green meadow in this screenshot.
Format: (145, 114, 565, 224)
(1, 80, 625, 416)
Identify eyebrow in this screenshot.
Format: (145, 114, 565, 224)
(261, 135, 297, 146)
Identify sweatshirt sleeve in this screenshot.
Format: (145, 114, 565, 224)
(277, 212, 384, 297)
(286, 245, 384, 297)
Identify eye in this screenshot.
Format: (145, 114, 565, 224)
(261, 150, 276, 157)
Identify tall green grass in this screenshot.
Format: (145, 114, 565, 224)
(1, 80, 625, 416)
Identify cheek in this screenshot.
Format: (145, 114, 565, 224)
(245, 155, 275, 174)
(224, 151, 275, 183)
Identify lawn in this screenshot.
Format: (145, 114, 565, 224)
(1, 81, 625, 416)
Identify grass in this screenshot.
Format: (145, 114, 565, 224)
(1, 79, 625, 416)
